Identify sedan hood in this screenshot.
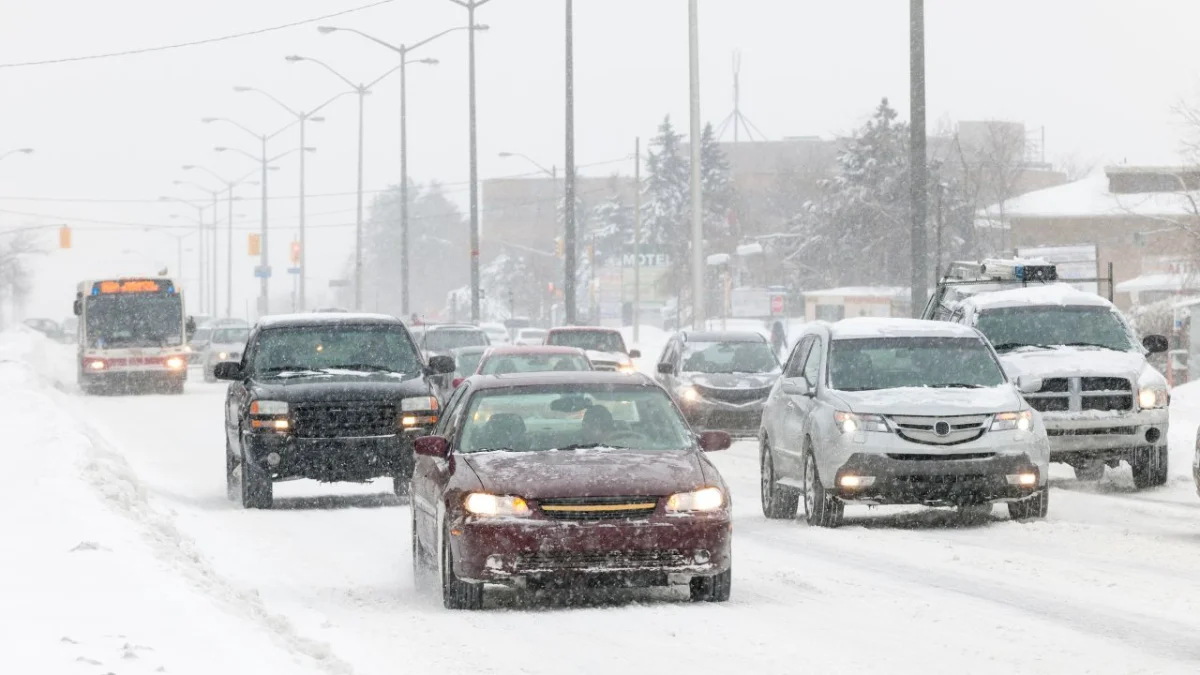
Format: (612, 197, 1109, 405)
(462, 448, 706, 499)
(585, 349, 629, 364)
(831, 385, 1023, 416)
(999, 347, 1147, 381)
(683, 372, 778, 390)
(251, 371, 432, 402)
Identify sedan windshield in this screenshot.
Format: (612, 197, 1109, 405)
(416, 329, 488, 352)
(830, 337, 1005, 391)
(459, 385, 692, 453)
(682, 341, 780, 374)
(251, 325, 421, 376)
(547, 330, 626, 353)
(975, 306, 1134, 352)
(453, 351, 485, 377)
(479, 352, 591, 375)
(211, 327, 249, 344)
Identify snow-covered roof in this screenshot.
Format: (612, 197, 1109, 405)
(1115, 273, 1200, 294)
(987, 171, 1200, 219)
(803, 286, 910, 300)
(830, 317, 979, 340)
(258, 312, 401, 327)
(963, 283, 1113, 311)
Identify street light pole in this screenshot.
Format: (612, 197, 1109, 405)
(0, 148, 34, 162)
(687, 0, 705, 329)
(181, 164, 258, 318)
(564, 0, 577, 325)
(909, 0, 929, 318)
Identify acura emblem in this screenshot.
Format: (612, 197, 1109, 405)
(934, 421, 951, 436)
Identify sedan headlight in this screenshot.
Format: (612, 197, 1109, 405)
(1138, 387, 1169, 409)
(218, 352, 229, 360)
(991, 410, 1033, 432)
(666, 486, 725, 512)
(834, 411, 888, 433)
(250, 400, 288, 415)
(463, 493, 531, 517)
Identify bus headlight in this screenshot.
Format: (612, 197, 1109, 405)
(166, 356, 186, 370)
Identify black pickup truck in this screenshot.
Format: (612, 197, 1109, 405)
(215, 313, 455, 509)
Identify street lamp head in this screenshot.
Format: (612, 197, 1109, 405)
(284, 55, 306, 63)
(310, 116, 326, 123)
(473, 23, 490, 31)
(498, 152, 514, 158)
(157, 196, 171, 202)
(417, 58, 439, 65)
(201, 117, 219, 124)
(181, 164, 196, 170)
(16, 148, 34, 154)
(316, 26, 338, 34)
(303, 147, 318, 153)
(232, 86, 254, 93)
(214, 146, 228, 153)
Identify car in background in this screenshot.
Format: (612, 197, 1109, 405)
(409, 371, 733, 609)
(480, 322, 511, 345)
(60, 316, 79, 343)
(448, 345, 490, 390)
(202, 325, 251, 382)
(655, 330, 781, 437)
(544, 326, 640, 371)
(474, 345, 591, 376)
(513, 327, 547, 346)
(188, 324, 214, 357)
(311, 307, 350, 313)
(759, 318, 1050, 528)
(410, 323, 490, 357)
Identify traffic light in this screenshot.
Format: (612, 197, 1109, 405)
(248, 233, 261, 256)
(58, 225, 71, 249)
(289, 240, 301, 265)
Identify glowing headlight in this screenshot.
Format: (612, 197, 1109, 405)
(678, 386, 699, 402)
(463, 493, 531, 517)
(666, 486, 725, 513)
(833, 411, 888, 433)
(218, 352, 229, 360)
(402, 396, 439, 412)
(1138, 387, 1169, 409)
(165, 356, 185, 369)
(250, 400, 288, 415)
(87, 360, 106, 371)
(991, 410, 1033, 432)
(618, 364, 637, 373)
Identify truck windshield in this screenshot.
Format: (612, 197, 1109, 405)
(829, 337, 1005, 391)
(976, 306, 1134, 352)
(547, 330, 626, 353)
(84, 295, 183, 348)
(252, 325, 422, 376)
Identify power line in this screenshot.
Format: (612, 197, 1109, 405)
(0, 0, 395, 69)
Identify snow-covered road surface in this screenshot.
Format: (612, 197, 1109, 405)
(19, 337, 1200, 674)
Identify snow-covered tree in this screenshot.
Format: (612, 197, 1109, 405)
(700, 122, 737, 245)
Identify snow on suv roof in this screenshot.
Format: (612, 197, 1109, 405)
(963, 283, 1113, 311)
(830, 317, 980, 340)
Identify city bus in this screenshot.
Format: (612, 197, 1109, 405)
(73, 277, 196, 395)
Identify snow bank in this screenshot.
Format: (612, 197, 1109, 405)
(0, 330, 342, 675)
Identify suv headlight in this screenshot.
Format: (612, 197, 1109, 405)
(399, 396, 440, 428)
(1138, 387, 1169, 409)
(463, 493, 530, 517)
(250, 400, 288, 415)
(991, 410, 1032, 432)
(666, 486, 725, 512)
(249, 400, 289, 431)
(834, 411, 888, 433)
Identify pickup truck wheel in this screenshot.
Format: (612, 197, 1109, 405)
(1131, 447, 1168, 489)
(802, 442, 843, 528)
(1074, 461, 1105, 481)
(240, 456, 273, 509)
(1007, 489, 1049, 521)
(689, 568, 732, 602)
(441, 528, 483, 610)
(760, 440, 798, 519)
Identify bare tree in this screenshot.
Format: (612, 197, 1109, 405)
(0, 233, 44, 329)
(1054, 151, 1101, 181)
(953, 120, 1028, 253)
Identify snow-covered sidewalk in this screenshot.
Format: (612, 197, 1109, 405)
(0, 329, 341, 675)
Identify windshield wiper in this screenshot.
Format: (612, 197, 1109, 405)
(929, 383, 985, 389)
(260, 366, 323, 376)
(325, 364, 404, 374)
(556, 442, 629, 451)
(1058, 342, 1121, 351)
(991, 343, 1055, 352)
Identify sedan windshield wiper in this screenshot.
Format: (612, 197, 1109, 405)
(556, 442, 629, 451)
(1057, 342, 1121, 351)
(929, 383, 985, 389)
(991, 343, 1055, 352)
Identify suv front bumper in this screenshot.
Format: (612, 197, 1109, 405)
(243, 430, 427, 482)
(834, 452, 1043, 506)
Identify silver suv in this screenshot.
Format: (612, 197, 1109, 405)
(758, 317, 1051, 527)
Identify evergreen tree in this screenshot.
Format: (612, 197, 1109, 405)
(700, 122, 737, 245)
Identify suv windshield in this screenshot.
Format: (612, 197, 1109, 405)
(830, 337, 1006, 391)
(459, 385, 692, 453)
(211, 327, 249, 344)
(682, 341, 780, 374)
(547, 330, 626, 353)
(84, 295, 183, 348)
(416, 328, 488, 352)
(251, 325, 421, 376)
(975, 306, 1134, 352)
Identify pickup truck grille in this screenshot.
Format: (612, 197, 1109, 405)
(291, 402, 396, 438)
(1025, 376, 1133, 413)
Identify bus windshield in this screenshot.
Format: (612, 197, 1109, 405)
(84, 294, 184, 348)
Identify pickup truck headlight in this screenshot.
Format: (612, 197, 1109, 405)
(463, 493, 531, 517)
(399, 396, 440, 428)
(249, 400, 290, 431)
(250, 400, 288, 415)
(991, 410, 1032, 432)
(666, 486, 725, 512)
(834, 411, 888, 433)
(1138, 387, 1169, 409)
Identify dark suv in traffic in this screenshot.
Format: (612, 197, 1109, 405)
(215, 313, 455, 509)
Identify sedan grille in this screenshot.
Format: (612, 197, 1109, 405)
(590, 360, 620, 371)
(888, 414, 989, 446)
(693, 384, 772, 404)
(291, 402, 396, 439)
(514, 550, 689, 572)
(537, 496, 659, 520)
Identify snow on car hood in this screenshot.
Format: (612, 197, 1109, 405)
(831, 385, 1023, 416)
(585, 349, 629, 364)
(462, 448, 705, 498)
(998, 347, 1158, 385)
(683, 372, 778, 390)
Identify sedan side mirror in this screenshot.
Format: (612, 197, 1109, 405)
(414, 435, 450, 459)
(1016, 375, 1042, 394)
(698, 430, 732, 452)
(629, 349, 642, 359)
(1143, 334, 1169, 354)
(656, 362, 675, 375)
(782, 379, 811, 397)
(426, 354, 456, 375)
(213, 362, 243, 381)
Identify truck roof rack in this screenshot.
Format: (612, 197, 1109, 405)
(921, 258, 1115, 320)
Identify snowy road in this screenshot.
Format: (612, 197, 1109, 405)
(54, 368, 1200, 674)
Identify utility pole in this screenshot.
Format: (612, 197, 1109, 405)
(688, 0, 705, 329)
(299, 117, 308, 311)
(909, 0, 929, 318)
(355, 86, 366, 310)
(210, 192, 218, 315)
(633, 137, 641, 343)
(226, 187, 234, 317)
(564, 0, 577, 325)
(259, 134, 270, 317)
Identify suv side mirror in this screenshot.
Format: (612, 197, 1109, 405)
(73, 299, 82, 316)
(186, 317, 197, 339)
(698, 430, 732, 452)
(414, 435, 450, 459)
(782, 378, 811, 397)
(1143, 334, 1169, 354)
(426, 355, 456, 375)
(1016, 375, 1042, 394)
(656, 362, 675, 375)
(629, 349, 642, 359)
(213, 362, 242, 381)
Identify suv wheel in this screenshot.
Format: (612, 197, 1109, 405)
(689, 568, 732, 602)
(441, 527, 483, 610)
(240, 452, 273, 509)
(1131, 447, 1168, 489)
(1007, 488, 1049, 521)
(802, 441, 843, 528)
(760, 440, 798, 519)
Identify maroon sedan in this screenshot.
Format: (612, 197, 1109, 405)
(409, 371, 733, 609)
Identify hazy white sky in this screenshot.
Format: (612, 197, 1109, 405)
(2, 0, 1199, 318)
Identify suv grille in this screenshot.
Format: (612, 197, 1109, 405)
(537, 496, 658, 520)
(292, 402, 396, 438)
(889, 414, 989, 446)
(1024, 376, 1132, 413)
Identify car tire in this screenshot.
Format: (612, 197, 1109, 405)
(760, 439, 798, 519)
(689, 568, 732, 602)
(1074, 461, 1105, 482)
(240, 453, 273, 509)
(1131, 447, 1168, 489)
(441, 527, 483, 610)
(411, 508, 434, 589)
(802, 441, 843, 528)
(1007, 488, 1049, 521)
(225, 440, 238, 502)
